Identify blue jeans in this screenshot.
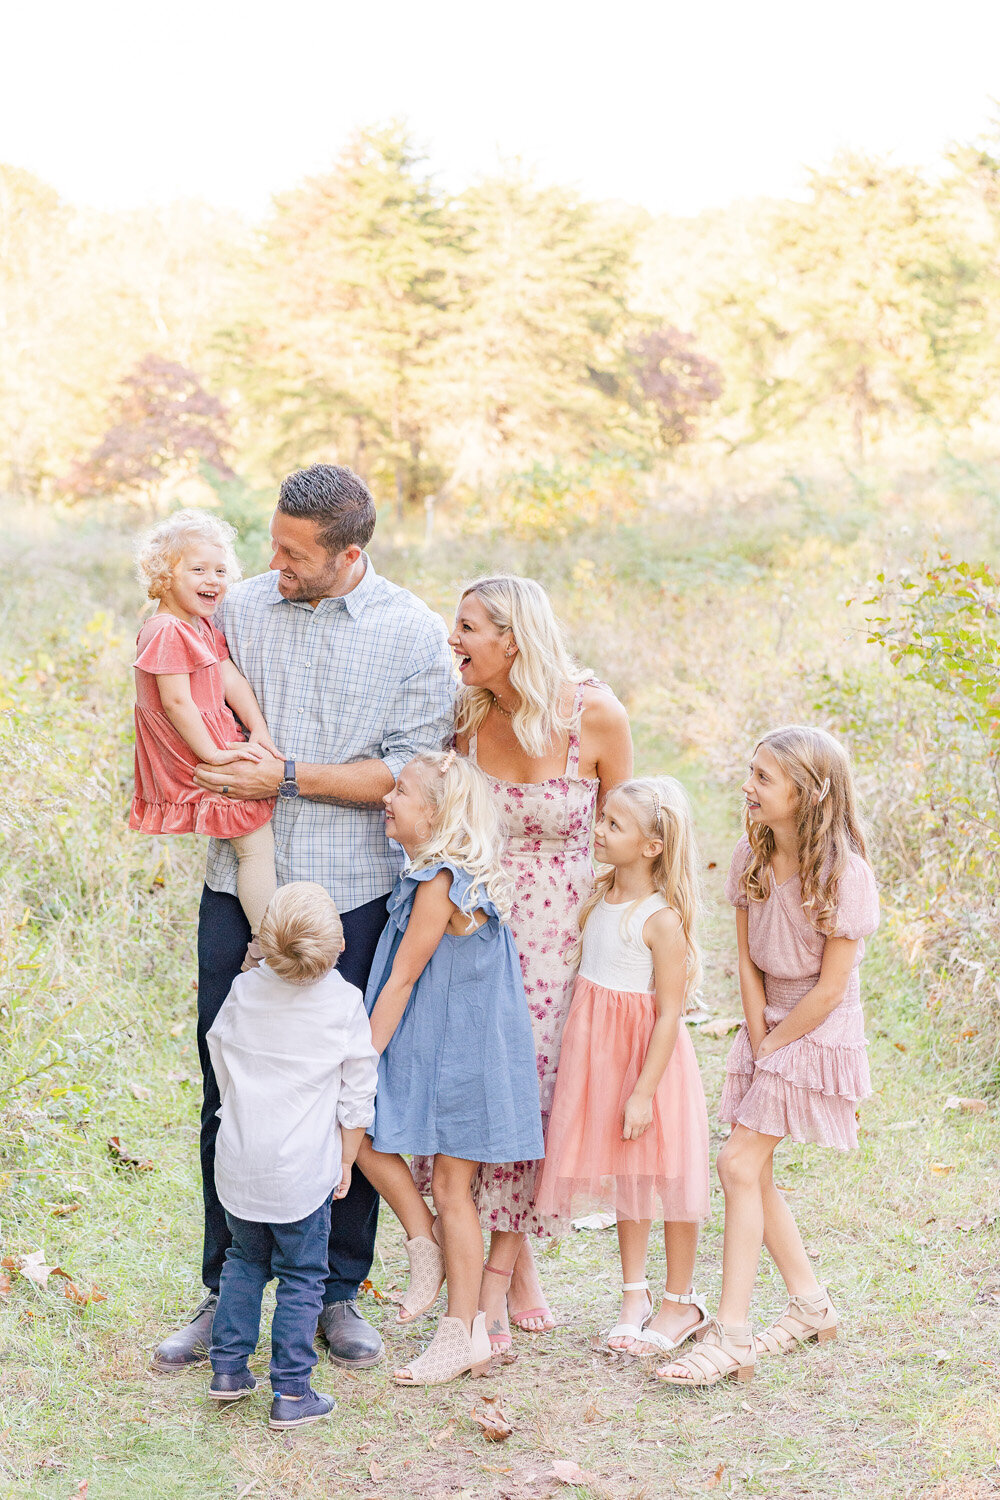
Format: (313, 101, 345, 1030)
(196, 884, 388, 1298)
(210, 1198, 332, 1394)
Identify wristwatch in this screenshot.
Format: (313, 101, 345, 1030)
(277, 759, 300, 800)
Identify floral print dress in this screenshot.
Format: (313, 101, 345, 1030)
(472, 684, 599, 1236)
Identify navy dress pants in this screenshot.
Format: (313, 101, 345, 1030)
(211, 1198, 332, 1394)
(195, 883, 389, 1300)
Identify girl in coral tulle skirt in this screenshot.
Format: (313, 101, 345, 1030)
(658, 726, 878, 1390)
(130, 510, 279, 943)
(536, 776, 710, 1360)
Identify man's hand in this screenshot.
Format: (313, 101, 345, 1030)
(333, 1164, 352, 1201)
(194, 753, 283, 799)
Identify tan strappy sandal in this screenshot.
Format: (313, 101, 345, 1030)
(630, 1287, 710, 1357)
(394, 1313, 492, 1386)
(655, 1318, 755, 1386)
(755, 1288, 837, 1356)
(396, 1231, 446, 1324)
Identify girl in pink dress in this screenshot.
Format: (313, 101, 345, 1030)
(659, 725, 878, 1389)
(536, 777, 710, 1359)
(130, 511, 278, 940)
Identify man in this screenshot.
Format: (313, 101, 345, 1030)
(152, 464, 455, 1372)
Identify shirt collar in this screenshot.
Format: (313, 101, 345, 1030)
(264, 553, 380, 617)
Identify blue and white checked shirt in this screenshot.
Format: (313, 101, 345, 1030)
(205, 557, 456, 912)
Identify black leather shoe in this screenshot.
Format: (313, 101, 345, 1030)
(268, 1388, 336, 1429)
(316, 1299, 383, 1368)
(151, 1293, 218, 1373)
(208, 1370, 257, 1402)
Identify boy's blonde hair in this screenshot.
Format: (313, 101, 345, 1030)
(136, 509, 242, 601)
(454, 575, 590, 760)
(741, 725, 869, 935)
(405, 751, 514, 922)
(257, 882, 343, 985)
(577, 776, 703, 1000)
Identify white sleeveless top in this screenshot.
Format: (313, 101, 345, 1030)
(578, 893, 669, 992)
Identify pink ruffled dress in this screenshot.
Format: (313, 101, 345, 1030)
(129, 613, 274, 839)
(535, 893, 710, 1224)
(719, 836, 878, 1150)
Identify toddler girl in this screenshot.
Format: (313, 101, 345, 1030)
(356, 750, 544, 1386)
(536, 777, 710, 1358)
(659, 725, 878, 1388)
(130, 510, 278, 941)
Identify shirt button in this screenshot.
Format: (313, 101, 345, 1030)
(305, 661, 313, 668)
(298, 707, 304, 714)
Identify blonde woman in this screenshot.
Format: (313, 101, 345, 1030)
(659, 726, 879, 1388)
(356, 752, 544, 1385)
(535, 778, 710, 1357)
(447, 574, 633, 1350)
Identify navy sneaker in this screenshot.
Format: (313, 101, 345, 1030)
(208, 1370, 257, 1402)
(268, 1388, 336, 1429)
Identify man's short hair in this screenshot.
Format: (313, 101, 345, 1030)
(277, 464, 376, 557)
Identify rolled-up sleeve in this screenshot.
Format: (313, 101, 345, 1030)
(337, 1005, 379, 1130)
(381, 620, 456, 779)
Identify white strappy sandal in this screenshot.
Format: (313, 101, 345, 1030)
(605, 1280, 653, 1350)
(629, 1287, 710, 1357)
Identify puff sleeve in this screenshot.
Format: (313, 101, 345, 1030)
(134, 616, 218, 675)
(724, 836, 751, 910)
(833, 855, 880, 941)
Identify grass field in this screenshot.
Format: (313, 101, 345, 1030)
(1, 484, 998, 1499)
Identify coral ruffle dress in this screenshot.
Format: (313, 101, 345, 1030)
(719, 837, 879, 1150)
(130, 613, 274, 839)
(535, 893, 710, 1223)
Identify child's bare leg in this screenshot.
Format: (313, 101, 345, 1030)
(230, 823, 277, 934)
(608, 1218, 653, 1349)
(356, 1138, 435, 1242)
(715, 1124, 781, 1326)
(430, 1156, 482, 1331)
(632, 1220, 702, 1351)
(508, 1235, 553, 1331)
(478, 1229, 522, 1346)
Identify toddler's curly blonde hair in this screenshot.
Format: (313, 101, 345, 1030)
(257, 883, 344, 985)
(135, 509, 242, 601)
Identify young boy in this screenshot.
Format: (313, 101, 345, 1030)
(206, 881, 378, 1429)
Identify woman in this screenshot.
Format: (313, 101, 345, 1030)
(450, 575, 632, 1349)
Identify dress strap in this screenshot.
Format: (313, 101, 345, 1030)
(565, 683, 585, 777)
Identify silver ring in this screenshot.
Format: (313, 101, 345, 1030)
(222, 785, 229, 794)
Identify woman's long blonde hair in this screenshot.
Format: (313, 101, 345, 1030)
(741, 725, 868, 934)
(454, 575, 589, 760)
(577, 776, 703, 1000)
(406, 751, 514, 923)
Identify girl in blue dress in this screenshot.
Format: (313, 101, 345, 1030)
(356, 749, 543, 1386)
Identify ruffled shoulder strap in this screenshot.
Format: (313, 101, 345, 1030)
(724, 835, 752, 910)
(388, 859, 497, 927)
(833, 853, 880, 941)
(134, 615, 218, 675)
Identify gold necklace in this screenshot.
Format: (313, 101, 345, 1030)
(491, 694, 516, 720)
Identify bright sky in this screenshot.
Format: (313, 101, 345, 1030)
(4, 0, 999, 219)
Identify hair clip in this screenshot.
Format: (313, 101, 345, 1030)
(817, 777, 830, 803)
(650, 789, 662, 825)
(439, 748, 457, 775)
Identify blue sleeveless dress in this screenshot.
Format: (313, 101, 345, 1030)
(364, 860, 544, 1164)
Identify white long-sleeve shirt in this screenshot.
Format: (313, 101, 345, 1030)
(207, 962, 378, 1224)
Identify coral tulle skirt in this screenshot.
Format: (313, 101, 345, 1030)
(534, 978, 711, 1224)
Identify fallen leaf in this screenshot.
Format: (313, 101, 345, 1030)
(960, 1028, 979, 1040)
(582, 1402, 601, 1422)
(359, 1278, 387, 1301)
(471, 1396, 513, 1442)
(894, 1041, 908, 1052)
(21, 1251, 64, 1288)
(1, 1256, 18, 1271)
(428, 1418, 456, 1450)
(707, 861, 717, 869)
(551, 1459, 597, 1486)
(706, 1462, 726, 1489)
(368, 1459, 386, 1482)
(804, 1244, 821, 1259)
(107, 1137, 155, 1172)
(698, 1016, 742, 1038)
(944, 1095, 988, 1114)
(571, 1211, 616, 1231)
(72, 1483, 89, 1498)
(50, 1203, 81, 1217)
(934, 1349, 952, 1365)
(0, 1271, 11, 1298)
(930, 1162, 955, 1175)
(130, 1083, 151, 1102)
(35, 1456, 67, 1470)
(169, 1021, 185, 1037)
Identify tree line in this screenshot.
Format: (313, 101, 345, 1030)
(3, 119, 1000, 509)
